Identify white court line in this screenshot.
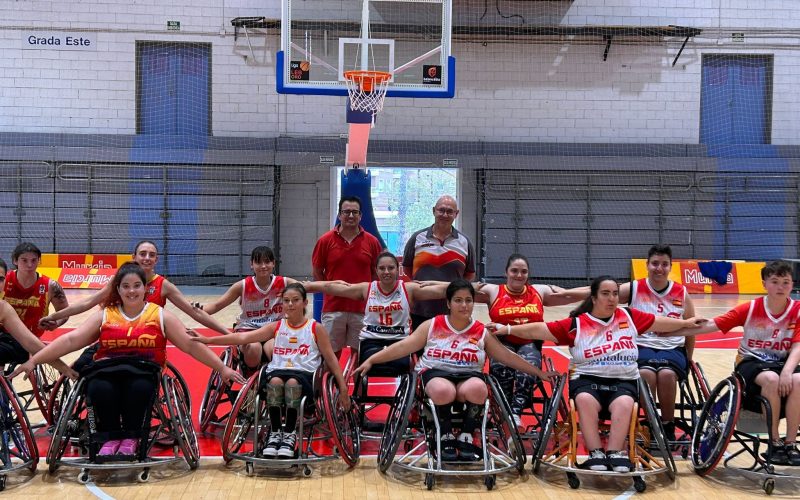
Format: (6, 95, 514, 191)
(86, 482, 115, 500)
(612, 485, 637, 500)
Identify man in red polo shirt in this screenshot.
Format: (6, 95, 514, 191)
(312, 196, 383, 357)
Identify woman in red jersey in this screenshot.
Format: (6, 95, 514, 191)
(13, 262, 244, 457)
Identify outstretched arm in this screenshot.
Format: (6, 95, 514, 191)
(494, 321, 558, 343)
(164, 311, 245, 385)
(1, 302, 74, 377)
(192, 322, 278, 346)
(197, 281, 242, 315)
(305, 280, 368, 301)
(406, 281, 450, 302)
(652, 316, 710, 336)
(353, 321, 430, 375)
(538, 284, 589, 306)
(39, 282, 111, 328)
(11, 311, 103, 377)
(162, 280, 231, 336)
(484, 334, 557, 382)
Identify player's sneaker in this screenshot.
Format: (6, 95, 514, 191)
(278, 431, 297, 458)
(263, 431, 282, 458)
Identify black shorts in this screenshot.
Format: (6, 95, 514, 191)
(637, 346, 688, 380)
(260, 369, 315, 400)
(359, 338, 410, 376)
(736, 359, 800, 400)
(0, 332, 29, 366)
(569, 375, 639, 412)
(419, 368, 484, 387)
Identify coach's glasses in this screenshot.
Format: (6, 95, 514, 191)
(435, 208, 456, 216)
(340, 210, 361, 216)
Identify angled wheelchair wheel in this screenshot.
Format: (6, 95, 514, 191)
(638, 378, 677, 480)
(32, 364, 60, 425)
(0, 377, 38, 473)
(199, 348, 235, 432)
(377, 372, 416, 473)
(47, 378, 87, 474)
(46, 374, 73, 428)
(164, 375, 200, 470)
(532, 375, 567, 474)
(487, 375, 526, 472)
(322, 371, 360, 467)
(221, 374, 259, 464)
(690, 361, 711, 402)
(691, 376, 741, 476)
(165, 362, 192, 415)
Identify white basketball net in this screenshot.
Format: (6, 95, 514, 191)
(344, 73, 390, 114)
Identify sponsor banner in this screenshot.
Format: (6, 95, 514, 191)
(631, 259, 765, 294)
(41, 253, 130, 270)
(39, 267, 117, 289)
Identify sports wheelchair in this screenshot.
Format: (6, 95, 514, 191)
(643, 360, 711, 459)
(46, 359, 199, 483)
(0, 375, 38, 491)
(3, 362, 60, 427)
(198, 346, 246, 432)
(220, 360, 360, 476)
(532, 376, 677, 493)
(378, 373, 525, 490)
(691, 371, 800, 495)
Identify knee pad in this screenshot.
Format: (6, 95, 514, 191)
(266, 382, 284, 407)
(284, 383, 303, 410)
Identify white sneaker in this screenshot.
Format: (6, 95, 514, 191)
(607, 450, 634, 473)
(512, 414, 524, 432)
(263, 431, 282, 458)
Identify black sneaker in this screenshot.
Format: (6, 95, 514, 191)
(662, 421, 676, 442)
(440, 433, 458, 462)
(785, 443, 800, 466)
(277, 431, 297, 458)
(263, 431, 282, 458)
(580, 449, 608, 471)
(456, 433, 482, 461)
(763, 440, 788, 465)
(607, 450, 634, 473)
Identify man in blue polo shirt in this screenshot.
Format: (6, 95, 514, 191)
(403, 195, 476, 329)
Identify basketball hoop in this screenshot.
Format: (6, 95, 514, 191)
(343, 70, 391, 114)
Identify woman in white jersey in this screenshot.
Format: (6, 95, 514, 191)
(312, 251, 448, 372)
(667, 260, 800, 465)
(495, 276, 702, 472)
(194, 246, 318, 373)
(354, 279, 556, 462)
(192, 283, 349, 459)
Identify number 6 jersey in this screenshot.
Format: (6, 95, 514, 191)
(546, 308, 656, 380)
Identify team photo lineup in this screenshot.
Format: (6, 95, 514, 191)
(0, 191, 799, 496)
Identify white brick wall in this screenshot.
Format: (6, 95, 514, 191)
(0, 0, 798, 143)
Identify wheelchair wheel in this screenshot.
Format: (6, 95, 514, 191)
(199, 348, 234, 431)
(322, 371, 360, 467)
(47, 378, 87, 474)
(32, 364, 60, 425)
(377, 372, 416, 473)
(691, 376, 741, 476)
(165, 362, 191, 415)
(487, 375, 526, 472)
(164, 376, 200, 470)
(690, 361, 711, 402)
(0, 377, 38, 473)
(221, 374, 259, 463)
(638, 378, 677, 480)
(532, 375, 567, 474)
(45, 374, 72, 427)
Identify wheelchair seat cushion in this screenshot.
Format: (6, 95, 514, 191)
(569, 375, 638, 416)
